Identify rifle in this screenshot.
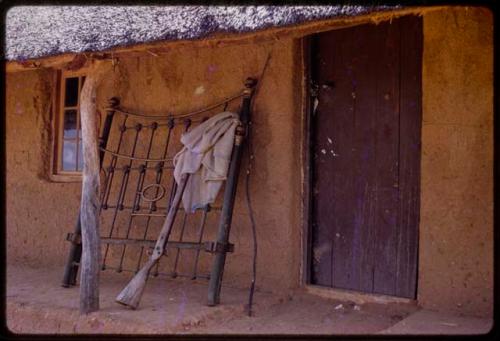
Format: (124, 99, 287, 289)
(115, 173, 189, 309)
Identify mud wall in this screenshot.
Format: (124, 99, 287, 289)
(6, 69, 84, 268)
(6, 39, 302, 294)
(419, 7, 493, 317)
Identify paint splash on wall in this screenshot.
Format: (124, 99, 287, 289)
(194, 85, 205, 95)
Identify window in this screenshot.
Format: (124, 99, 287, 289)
(52, 71, 86, 179)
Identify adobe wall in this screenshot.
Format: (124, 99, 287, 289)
(6, 69, 84, 268)
(419, 7, 493, 317)
(6, 38, 303, 294)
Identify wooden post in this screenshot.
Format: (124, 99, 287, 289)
(79, 62, 107, 314)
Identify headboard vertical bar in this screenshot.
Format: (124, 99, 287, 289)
(207, 78, 257, 306)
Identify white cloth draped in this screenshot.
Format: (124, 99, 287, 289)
(173, 111, 240, 213)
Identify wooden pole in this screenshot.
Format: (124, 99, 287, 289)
(79, 62, 107, 314)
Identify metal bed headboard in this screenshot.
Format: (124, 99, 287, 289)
(62, 78, 256, 307)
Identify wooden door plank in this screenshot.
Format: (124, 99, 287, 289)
(329, 23, 377, 292)
(396, 16, 422, 299)
(350, 24, 379, 294)
(328, 28, 358, 291)
(371, 20, 401, 296)
(311, 33, 336, 286)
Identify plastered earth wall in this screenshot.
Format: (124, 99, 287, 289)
(419, 7, 493, 317)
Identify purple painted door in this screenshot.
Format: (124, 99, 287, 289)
(310, 16, 422, 298)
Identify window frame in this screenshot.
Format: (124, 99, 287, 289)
(50, 68, 87, 182)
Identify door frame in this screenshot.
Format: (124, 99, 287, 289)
(299, 24, 420, 303)
(300, 34, 313, 287)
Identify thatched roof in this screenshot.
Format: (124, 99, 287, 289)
(5, 5, 398, 61)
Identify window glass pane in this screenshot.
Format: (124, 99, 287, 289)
(77, 140, 83, 171)
(77, 110, 81, 139)
(64, 77, 79, 107)
(63, 109, 78, 138)
(62, 140, 77, 171)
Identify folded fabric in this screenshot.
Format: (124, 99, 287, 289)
(173, 111, 240, 213)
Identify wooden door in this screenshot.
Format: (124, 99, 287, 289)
(310, 16, 422, 298)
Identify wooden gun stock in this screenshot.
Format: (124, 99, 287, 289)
(115, 174, 189, 309)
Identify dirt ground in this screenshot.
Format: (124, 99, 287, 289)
(5, 265, 493, 335)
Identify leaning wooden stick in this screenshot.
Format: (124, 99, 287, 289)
(115, 173, 189, 309)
